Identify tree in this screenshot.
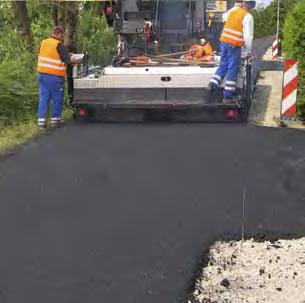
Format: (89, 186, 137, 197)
(11, 1, 34, 50)
(77, 9, 116, 66)
(49, 1, 79, 52)
(57, 1, 67, 29)
(283, 0, 305, 118)
(94, 1, 104, 16)
(64, 1, 79, 52)
(51, 0, 59, 26)
(253, 0, 299, 39)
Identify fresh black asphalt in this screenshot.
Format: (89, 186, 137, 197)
(0, 123, 305, 303)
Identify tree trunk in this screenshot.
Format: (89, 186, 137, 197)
(64, 1, 79, 52)
(57, 1, 66, 29)
(51, 0, 58, 26)
(11, 1, 34, 50)
(94, 1, 104, 16)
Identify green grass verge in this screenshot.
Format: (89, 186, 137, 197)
(0, 118, 39, 153)
(0, 109, 73, 153)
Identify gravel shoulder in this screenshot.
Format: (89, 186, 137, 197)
(249, 48, 305, 129)
(190, 238, 305, 303)
(249, 48, 283, 127)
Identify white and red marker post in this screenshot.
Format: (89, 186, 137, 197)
(272, 36, 281, 59)
(273, 0, 281, 59)
(281, 59, 298, 119)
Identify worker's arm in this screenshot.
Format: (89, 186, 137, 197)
(222, 11, 229, 22)
(242, 13, 254, 54)
(57, 43, 72, 64)
(204, 43, 213, 56)
(222, 7, 237, 22)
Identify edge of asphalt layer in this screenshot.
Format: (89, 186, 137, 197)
(0, 120, 77, 161)
(185, 231, 304, 302)
(0, 129, 46, 161)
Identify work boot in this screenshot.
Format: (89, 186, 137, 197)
(37, 118, 46, 130)
(50, 117, 64, 128)
(208, 82, 218, 91)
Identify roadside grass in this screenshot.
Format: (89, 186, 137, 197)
(0, 117, 39, 153)
(0, 109, 73, 153)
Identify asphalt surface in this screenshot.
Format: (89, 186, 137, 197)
(0, 123, 305, 303)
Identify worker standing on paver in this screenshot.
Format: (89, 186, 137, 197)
(222, 0, 244, 21)
(37, 26, 77, 128)
(209, 0, 256, 104)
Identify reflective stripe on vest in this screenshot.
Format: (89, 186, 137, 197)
(220, 8, 248, 47)
(37, 38, 66, 77)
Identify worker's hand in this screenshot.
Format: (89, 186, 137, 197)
(70, 53, 85, 65)
(70, 58, 80, 65)
(241, 52, 252, 60)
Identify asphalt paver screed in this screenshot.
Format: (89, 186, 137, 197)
(0, 123, 305, 303)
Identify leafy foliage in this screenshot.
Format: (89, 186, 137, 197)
(0, 1, 117, 126)
(0, 1, 14, 27)
(30, 10, 53, 50)
(0, 54, 37, 126)
(283, 0, 305, 118)
(0, 28, 24, 62)
(78, 9, 116, 66)
(253, 0, 299, 39)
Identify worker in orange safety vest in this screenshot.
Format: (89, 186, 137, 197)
(209, 0, 256, 104)
(186, 38, 214, 61)
(37, 26, 79, 128)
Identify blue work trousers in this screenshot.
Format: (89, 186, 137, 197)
(211, 42, 241, 99)
(37, 73, 64, 120)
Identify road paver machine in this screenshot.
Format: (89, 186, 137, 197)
(72, 0, 253, 122)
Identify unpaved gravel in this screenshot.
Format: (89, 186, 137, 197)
(191, 238, 305, 303)
(249, 48, 305, 129)
(249, 48, 283, 127)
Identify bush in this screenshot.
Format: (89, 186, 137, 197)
(0, 54, 37, 126)
(0, 27, 25, 62)
(253, 0, 299, 39)
(29, 1, 54, 52)
(283, 0, 305, 118)
(78, 10, 116, 66)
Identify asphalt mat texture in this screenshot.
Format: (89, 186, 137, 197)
(0, 123, 305, 303)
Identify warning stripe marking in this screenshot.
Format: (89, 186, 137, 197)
(283, 76, 298, 100)
(284, 60, 297, 72)
(281, 60, 298, 117)
(272, 37, 280, 58)
(282, 90, 298, 115)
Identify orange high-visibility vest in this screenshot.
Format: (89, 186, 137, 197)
(220, 7, 248, 47)
(37, 38, 66, 77)
(189, 43, 213, 59)
(202, 42, 213, 57)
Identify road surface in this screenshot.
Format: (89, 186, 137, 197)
(0, 123, 305, 303)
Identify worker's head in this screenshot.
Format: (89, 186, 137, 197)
(243, 0, 256, 11)
(235, 0, 243, 7)
(200, 38, 207, 46)
(51, 26, 65, 41)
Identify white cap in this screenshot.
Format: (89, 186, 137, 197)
(200, 38, 206, 45)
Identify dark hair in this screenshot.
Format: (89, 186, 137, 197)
(52, 26, 64, 36)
